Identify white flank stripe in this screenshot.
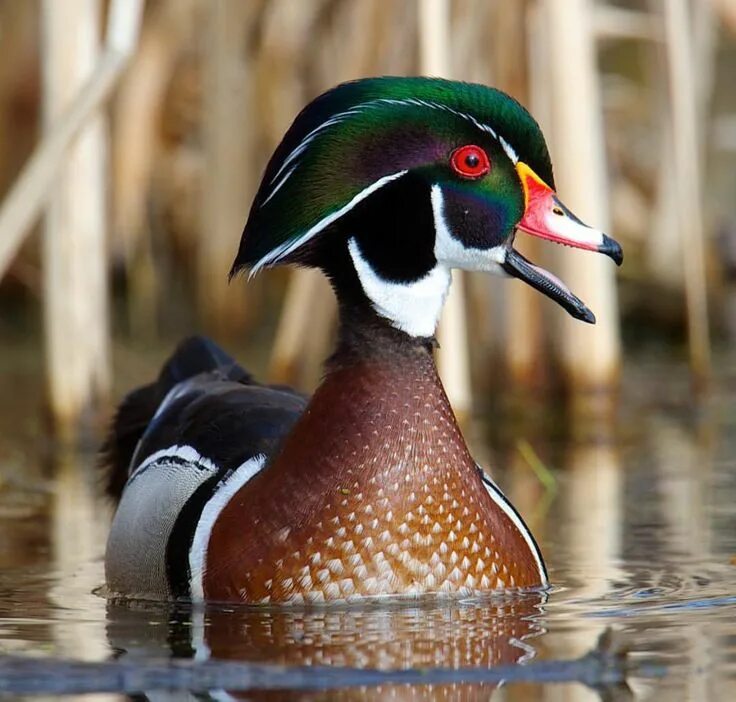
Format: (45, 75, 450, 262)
(188, 454, 267, 601)
(191, 605, 210, 661)
(190, 606, 240, 701)
(348, 237, 451, 338)
(478, 466, 548, 586)
(509, 635, 538, 664)
(250, 170, 408, 275)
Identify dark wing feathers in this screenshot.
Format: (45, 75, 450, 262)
(134, 381, 306, 474)
(100, 335, 307, 502)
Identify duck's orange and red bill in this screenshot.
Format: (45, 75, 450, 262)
(515, 162, 623, 263)
(502, 161, 624, 325)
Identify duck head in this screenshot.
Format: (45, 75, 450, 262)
(232, 77, 622, 337)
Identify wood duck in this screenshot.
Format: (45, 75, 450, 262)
(103, 76, 622, 604)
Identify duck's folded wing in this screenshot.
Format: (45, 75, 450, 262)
(100, 334, 306, 501)
(131, 377, 307, 475)
(102, 336, 307, 600)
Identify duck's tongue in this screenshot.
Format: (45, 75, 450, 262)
(503, 161, 624, 323)
(502, 247, 595, 324)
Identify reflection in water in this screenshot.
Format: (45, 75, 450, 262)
(564, 442, 623, 603)
(106, 594, 546, 699)
(544, 440, 624, 702)
(50, 447, 112, 662)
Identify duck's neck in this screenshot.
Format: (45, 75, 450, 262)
(329, 299, 439, 368)
(282, 301, 468, 485)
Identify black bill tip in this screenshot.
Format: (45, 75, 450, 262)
(578, 306, 597, 325)
(600, 234, 624, 266)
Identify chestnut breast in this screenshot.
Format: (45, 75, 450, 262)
(205, 352, 542, 602)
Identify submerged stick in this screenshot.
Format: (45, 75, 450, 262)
(0, 630, 660, 695)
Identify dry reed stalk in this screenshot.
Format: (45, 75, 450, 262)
(486, 0, 549, 392)
(198, 0, 262, 335)
(540, 0, 621, 412)
(0, 0, 141, 431)
(592, 5, 661, 42)
(268, 269, 336, 387)
(663, 0, 712, 391)
(647, 75, 683, 289)
(41, 0, 110, 432)
(638, 5, 677, 294)
(255, 0, 324, 146)
(112, 2, 191, 263)
(0, 2, 38, 200)
(438, 272, 473, 418)
(0, 3, 142, 281)
(112, 1, 200, 337)
(452, 0, 493, 84)
(419, 0, 451, 75)
(0, 4, 39, 293)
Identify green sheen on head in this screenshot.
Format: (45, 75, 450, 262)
(231, 76, 552, 275)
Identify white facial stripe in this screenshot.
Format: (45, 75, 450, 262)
(431, 184, 507, 273)
(189, 454, 267, 601)
(499, 135, 519, 164)
(478, 466, 548, 586)
(543, 211, 605, 249)
(251, 170, 408, 275)
(348, 237, 451, 338)
(268, 110, 361, 187)
(261, 163, 298, 207)
(382, 97, 499, 140)
(265, 111, 367, 198)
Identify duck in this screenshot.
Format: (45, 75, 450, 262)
(102, 76, 622, 604)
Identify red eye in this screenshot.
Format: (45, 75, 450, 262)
(450, 145, 490, 179)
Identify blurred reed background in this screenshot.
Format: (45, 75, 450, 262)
(1, 0, 736, 437)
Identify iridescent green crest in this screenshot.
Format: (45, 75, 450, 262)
(232, 76, 552, 275)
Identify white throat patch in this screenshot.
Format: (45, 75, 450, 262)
(347, 185, 512, 338)
(431, 184, 507, 273)
(348, 237, 451, 338)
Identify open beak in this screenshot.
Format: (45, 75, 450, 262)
(502, 161, 623, 324)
